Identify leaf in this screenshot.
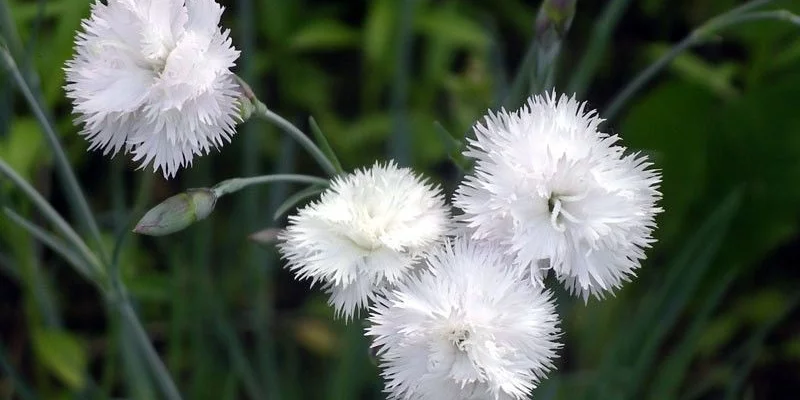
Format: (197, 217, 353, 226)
(3, 208, 93, 279)
(309, 116, 344, 174)
(363, 0, 395, 66)
(621, 81, 717, 249)
(0, 117, 45, 178)
(126, 273, 170, 303)
(592, 189, 742, 397)
(289, 19, 359, 51)
(273, 185, 326, 221)
(645, 43, 739, 99)
(415, 8, 489, 49)
(31, 329, 87, 389)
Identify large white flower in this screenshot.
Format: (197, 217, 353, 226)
(453, 92, 662, 300)
(65, 0, 241, 178)
(277, 161, 450, 319)
(367, 236, 561, 400)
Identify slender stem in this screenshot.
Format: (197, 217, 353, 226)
(532, 0, 576, 93)
(503, 41, 538, 109)
(566, 0, 633, 95)
(604, 34, 697, 120)
(720, 0, 774, 16)
(0, 48, 107, 263)
(0, 159, 103, 279)
(253, 102, 338, 177)
(112, 172, 154, 275)
(702, 9, 800, 31)
(604, 1, 791, 120)
(3, 208, 93, 280)
(389, 0, 415, 165)
(211, 174, 330, 197)
(119, 299, 182, 400)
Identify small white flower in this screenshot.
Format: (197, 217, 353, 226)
(453, 92, 662, 300)
(65, 0, 241, 178)
(278, 161, 450, 319)
(367, 236, 561, 400)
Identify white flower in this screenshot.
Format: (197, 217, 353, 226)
(367, 236, 561, 400)
(277, 161, 450, 319)
(453, 92, 662, 300)
(64, 0, 241, 178)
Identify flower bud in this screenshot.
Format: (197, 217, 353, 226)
(233, 74, 261, 122)
(133, 189, 217, 236)
(535, 0, 576, 44)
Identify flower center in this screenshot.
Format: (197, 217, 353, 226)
(448, 328, 470, 351)
(547, 192, 586, 232)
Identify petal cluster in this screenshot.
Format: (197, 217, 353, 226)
(454, 93, 662, 299)
(278, 161, 450, 319)
(367, 236, 561, 400)
(64, 0, 241, 178)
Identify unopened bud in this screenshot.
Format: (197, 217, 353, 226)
(133, 189, 217, 236)
(233, 75, 268, 123)
(535, 0, 576, 42)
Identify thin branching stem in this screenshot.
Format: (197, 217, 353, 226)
(211, 174, 330, 197)
(253, 102, 338, 177)
(0, 48, 108, 263)
(118, 300, 183, 400)
(604, 0, 792, 120)
(0, 159, 103, 278)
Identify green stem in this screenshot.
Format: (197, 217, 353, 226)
(604, 0, 790, 120)
(604, 34, 696, 120)
(252, 102, 338, 177)
(3, 208, 93, 280)
(118, 299, 182, 400)
(503, 41, 538, 109)
(389, 0, 415, 165)
(211, 174, 329, 197)
(0, 158, 103, 279)
(566, 0, 632, 96)
(0, 47, 107, 263)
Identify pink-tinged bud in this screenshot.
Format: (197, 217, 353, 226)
(133, 189, 217, 236)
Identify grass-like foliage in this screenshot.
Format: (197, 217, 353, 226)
(1, 0, 799, 399)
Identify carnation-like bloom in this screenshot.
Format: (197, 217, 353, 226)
(65, 0, 241, 178)
(453, 92, 662, 300)
(367, 236, 561, 400)
(278, 161, 450, 319)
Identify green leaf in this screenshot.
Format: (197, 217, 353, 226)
(624, 190, 742, 395)
(621, 82, 717, 248)
(3, 208, 93, 279)
(32, 329, 88, 389)
(363, 0, 395, 66)
(415, 8, 489, 49)
(592, 189, 742, 397)
(645, 43, 739, 99)
(647, 266, 740, 399)
(126, 273, 171, 303)
(273, 185, 326, 220)
(0, 117, 45, 178)
(309, 116, 344, 174)
(289, 19, 359, 51)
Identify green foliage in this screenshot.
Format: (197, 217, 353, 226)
(1, 0, 799, 399)
(31, 329, 88, 390)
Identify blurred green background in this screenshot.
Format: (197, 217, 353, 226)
(1, 0, 799, 399)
